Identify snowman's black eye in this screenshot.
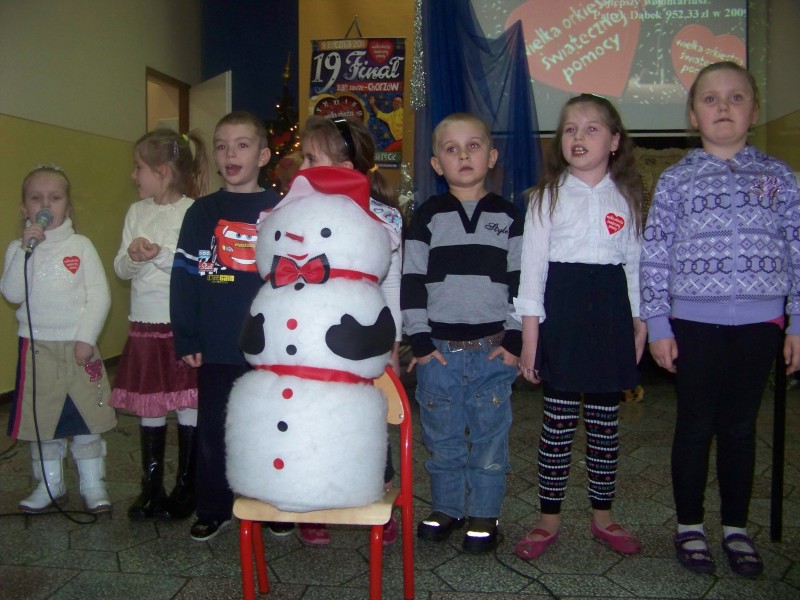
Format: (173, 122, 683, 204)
(321, 228, 331, 238)
(274, 231, 281, 241)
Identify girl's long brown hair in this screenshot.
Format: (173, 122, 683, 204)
(529, 94, 643, 235)
(302, 116, 399, 208)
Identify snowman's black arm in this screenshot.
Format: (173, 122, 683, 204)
(325, 307, 396, 361)
(239, 311, 266, 355)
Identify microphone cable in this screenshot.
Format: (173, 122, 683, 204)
(0, 250, 97, 523)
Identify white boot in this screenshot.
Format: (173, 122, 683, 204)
(20, 439, 67, 513)
(71, 436, 111, 513)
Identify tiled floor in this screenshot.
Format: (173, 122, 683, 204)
(1, 362, 798, 599)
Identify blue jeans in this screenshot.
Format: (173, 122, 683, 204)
(415, 339, 516, 519)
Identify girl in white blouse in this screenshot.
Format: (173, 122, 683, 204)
(513, 94, 646, 560)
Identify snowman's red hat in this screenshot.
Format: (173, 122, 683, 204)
(264, 166, 382, 223)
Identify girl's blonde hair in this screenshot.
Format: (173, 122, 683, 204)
(22, 165, 71, 201)
(687, 61, 759, 112)
(20, 165, 74, 231)
(134, 129, 209, 198)
(301, 116, 399, 208)
(530, 94, 643, 235)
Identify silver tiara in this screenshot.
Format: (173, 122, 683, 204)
(34, 163, 63, 171)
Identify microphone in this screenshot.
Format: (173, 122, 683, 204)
(25, 209, 54, 254)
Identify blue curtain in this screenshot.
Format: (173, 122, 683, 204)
(412, 0, 542, 212)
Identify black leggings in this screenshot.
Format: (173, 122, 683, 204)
(671, 319, 780, 527)
(538, 385, 620, 514)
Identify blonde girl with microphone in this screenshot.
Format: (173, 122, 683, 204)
(1, 165, 117, 514)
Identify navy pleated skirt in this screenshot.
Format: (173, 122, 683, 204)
(535, 262, 638, 393)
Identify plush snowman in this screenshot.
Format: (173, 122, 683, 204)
(226, 167, 395, 512)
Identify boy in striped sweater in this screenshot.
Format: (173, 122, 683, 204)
(401, 113, 523, 554)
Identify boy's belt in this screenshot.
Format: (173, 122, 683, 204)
(444, 332, 504, 351)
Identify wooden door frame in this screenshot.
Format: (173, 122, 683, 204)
(146, 67, 190, 133)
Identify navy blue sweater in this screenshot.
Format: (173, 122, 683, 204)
(170, 188, 280, 365)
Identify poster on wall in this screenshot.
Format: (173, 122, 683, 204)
(309, 38, 405, 168)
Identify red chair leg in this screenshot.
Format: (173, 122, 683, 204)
(239, 520, 256, 600)
(369, 524, 384, 600)
(252, 521, 269, 593)
(401, 502, 415, 599)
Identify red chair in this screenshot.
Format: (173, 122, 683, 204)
(234, 367, 415, 599)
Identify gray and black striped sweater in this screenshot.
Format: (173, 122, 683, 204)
(401, 191, 523, 357)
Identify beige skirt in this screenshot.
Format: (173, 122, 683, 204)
(8, 338, 117, 440)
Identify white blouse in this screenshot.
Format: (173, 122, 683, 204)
(514, 173, 641, 322)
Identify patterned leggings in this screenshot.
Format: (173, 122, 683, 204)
(538, 386, 620, 514)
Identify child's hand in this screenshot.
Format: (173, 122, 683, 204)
(182, 353, 202, 368)
(128, 237, 160, 262)
(74, 341, 94, 366)
(519, 346, 540, 384)
(520, 317, 540, 384)
(633, 317, 648, 364)
(406, 349, 446, 373)
(784, 334, 800, 375)
(21, 222, 47, 251)
(389, 342, 401, 376)
(488, 346, 519, 368)
(649, 337, 678, 373)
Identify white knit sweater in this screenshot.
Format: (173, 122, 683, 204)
(1, 217, 110, 344)
(113, 196, 193, 323)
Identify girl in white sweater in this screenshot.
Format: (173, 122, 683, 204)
(110, 130, 208, 520)
(1, 165, 116, 513)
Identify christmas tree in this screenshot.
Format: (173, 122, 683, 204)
(261, 53, 301, 194)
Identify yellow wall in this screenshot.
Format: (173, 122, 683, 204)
(0, 115, 133, 378)
(298, 0, 417, 190)
(0, 1, 201, 141)
(0, 1, 202, 396)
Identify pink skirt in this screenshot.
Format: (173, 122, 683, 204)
(110, 322, 197, 417)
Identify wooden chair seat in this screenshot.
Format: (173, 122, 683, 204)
(234, 367, 415, 600)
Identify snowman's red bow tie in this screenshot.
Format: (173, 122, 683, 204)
(270, 255, 329, 287)
(267, 254, 379, 288)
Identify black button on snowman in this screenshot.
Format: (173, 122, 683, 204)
(226, 167, 395, 512)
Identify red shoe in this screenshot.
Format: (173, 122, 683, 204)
(299, 523, 331, 546)
(382, 513, 398, 546)
(591, 521, 640, 555)
(514, 528, 559, 560)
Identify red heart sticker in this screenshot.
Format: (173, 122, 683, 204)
(671, 25, 746, 91)
(63, 256, 81, 274)
(367, 39, 394, 65)
(505, 0, 639, 97)
(605, 213, 624, 235)
(84, 358, 103, 382)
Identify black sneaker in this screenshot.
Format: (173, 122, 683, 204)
(417, 511, 465, 542)
(190, 518, 230, 541)
(265, 521, 295, 537)
(462, 517, 498, 554)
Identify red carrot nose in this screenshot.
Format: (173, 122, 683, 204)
(286, 231, 303, 242)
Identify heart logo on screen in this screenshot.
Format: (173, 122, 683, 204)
(605, 213, 624, 235)
(368, 40, 394, 64)
(505, 0, 640, 97)
(671, 25, 746, 91)
(63, 256, 80, 274)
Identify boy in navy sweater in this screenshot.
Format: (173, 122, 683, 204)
(171, 111, 279, 541)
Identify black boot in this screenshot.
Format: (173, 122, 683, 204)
(127, 426, 168, 519)
(163, 424, 197, 519)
